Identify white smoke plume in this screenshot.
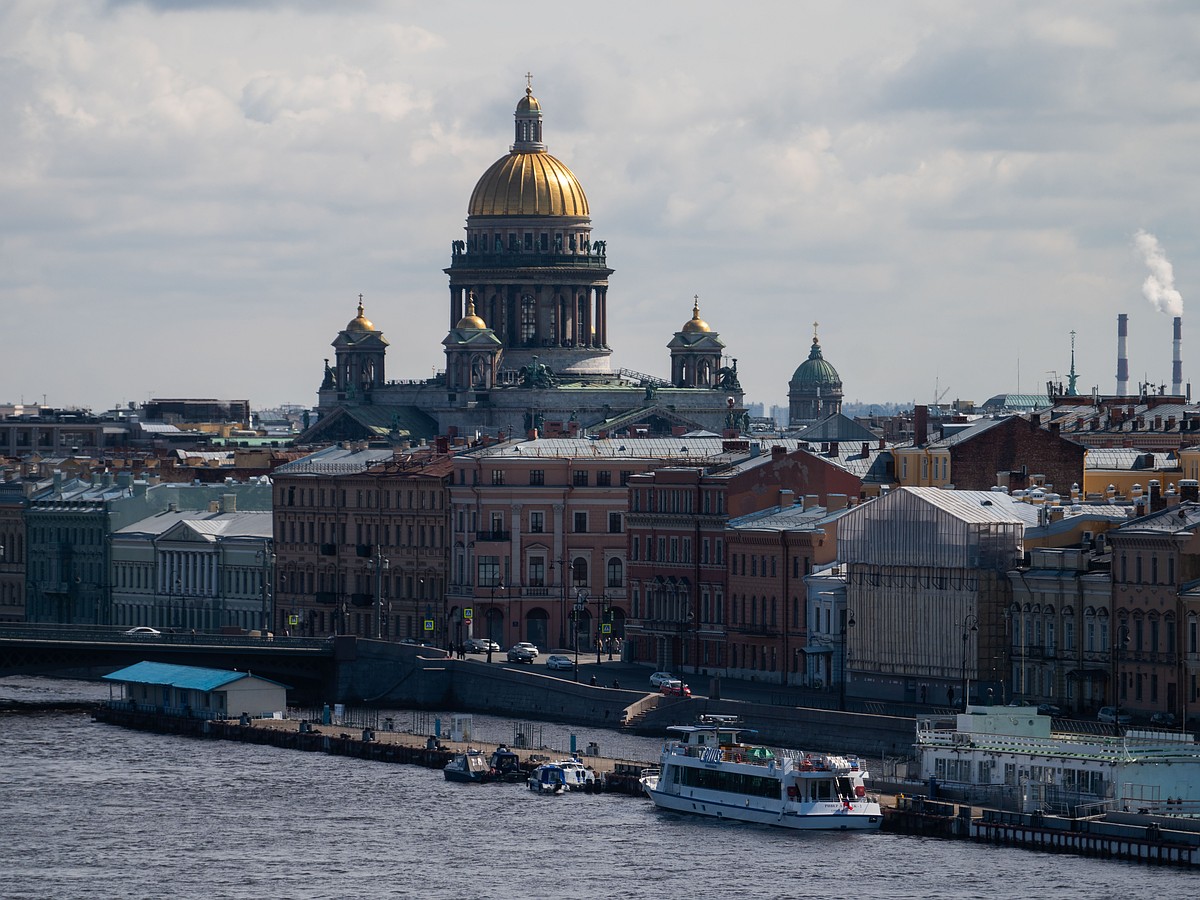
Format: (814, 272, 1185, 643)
(1134, 229, 1184, 316)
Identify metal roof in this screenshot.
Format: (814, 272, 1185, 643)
(274, 444, 396, 475)
(102, 660, 288, 691)
(899, 486, 1036, 526)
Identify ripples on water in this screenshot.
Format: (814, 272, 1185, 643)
(0, 677, 1193, 899)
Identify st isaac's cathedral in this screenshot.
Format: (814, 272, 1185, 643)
(302, 82, 749, 444)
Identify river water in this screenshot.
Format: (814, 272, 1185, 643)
(0, 677, 1193, 900)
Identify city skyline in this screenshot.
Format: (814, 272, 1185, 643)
(3, 2, 1200, 414)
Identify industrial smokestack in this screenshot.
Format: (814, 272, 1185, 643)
(1173, 315, 1183, 395)
(1117, 313, 1129, 395)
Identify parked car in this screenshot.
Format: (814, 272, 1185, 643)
(545, 654, 573, 671)
(649, 671, 676, 689)
(1150, 712, 1177, 727)
(124, 626, 161, 636)
(507, 642, 539, 663)
(1097, 706, 1132, 725)
(464, 638, 499, 653)
(660, 680, 692, 698)
(1036, 703, 1062, 717)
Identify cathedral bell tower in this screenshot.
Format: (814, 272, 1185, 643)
(668, 296, 726, 387)
(329, 296, 388, 403)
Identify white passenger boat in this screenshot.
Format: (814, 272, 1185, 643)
(644, 717, 882, 830)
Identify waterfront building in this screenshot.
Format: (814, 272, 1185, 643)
(1006, 546, 1114, 715)
(625, 443, 864, 673)
(1106, 503, 1200, 725)
(24, 475, 272, 625)
(724, 501, 845, 686)
(111, 506, 273, 632)
(836, 486, 1034, 706)
(270, 443, 453, 642)
(104, 660, 288, 719)
(302, 82, 747, 444)
(0, 478, 27, 622)
(446, 437, 681, 652)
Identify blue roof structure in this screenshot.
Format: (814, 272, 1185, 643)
(102, 660, 289, 691)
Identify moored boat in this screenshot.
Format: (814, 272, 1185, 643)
(528, 762, 568, 794)
(489, 745, 524, 783)
(644, 716, 882, 830)
(444, 749, 491, 783)
(553, 757, 598, 792)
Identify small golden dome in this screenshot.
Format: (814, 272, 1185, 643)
(516, 85, 541, 113)
(346, 297, 376, 334)
(456, 293, 487, 330)
(682, 297, 711, 333)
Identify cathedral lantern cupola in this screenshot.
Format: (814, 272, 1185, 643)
(328, 295, 389, 402)
(668, 295, 726, 388)
(788, 324, 843, 426)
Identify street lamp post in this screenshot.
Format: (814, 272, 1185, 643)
(256, 544, 275, 640)
(960, 613, 979, 710)
(490, 581, 505, 647)
(574, 589, 588, 681)
(1113, 620, 1131, 730)
(553, 561, 566, 649)
(840, 608, 856, 710)
(597, 593, 606, 664)
(372, 546, 389, 640)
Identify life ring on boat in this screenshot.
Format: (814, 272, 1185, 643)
(786, 785, 799, 798)
(855, 785, 866, 798)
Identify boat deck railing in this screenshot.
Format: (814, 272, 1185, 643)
(664, 742, 862, 773)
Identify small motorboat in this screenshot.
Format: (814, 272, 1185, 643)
(528, 763, 567, 794)
(444, 749, 491, 784)
(489, 745, 524, 783)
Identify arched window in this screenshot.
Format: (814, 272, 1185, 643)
(520, 295, 537, 343)
(572, 557, 588, 588)
(606, 558, 623, 588)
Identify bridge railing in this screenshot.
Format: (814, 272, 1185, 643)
(0, 624, 331, 650)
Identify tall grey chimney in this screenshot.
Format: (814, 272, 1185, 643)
(1116, 313, 1129, 395)
(1172, 315, 1183, 395)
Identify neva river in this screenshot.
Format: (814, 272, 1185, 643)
(0, 678, 1193, 900)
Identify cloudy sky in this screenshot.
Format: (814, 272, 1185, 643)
(4, 1, 1200, 415)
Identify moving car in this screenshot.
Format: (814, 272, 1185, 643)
(464, 638, 499, 653)
(545, 654, 573, 671)
(660, 680, 692, 698)
(1097, 706, 1132, 725)
(648, 671, 676, 689)
(507, 642, 539, 663)
(124, 626, 161, 636)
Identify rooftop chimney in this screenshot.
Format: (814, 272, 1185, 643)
(1173, 315, 1183, 395)
(1117, 313, 1129, 395)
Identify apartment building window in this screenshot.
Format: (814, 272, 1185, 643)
(477, 556, 500, 587)
(530, 469, 545, 486)
(608, 512, 622, 533)
(529, 557, 545, 587)
(572, 557, 588, 587)
(491, 469, 504, 485)
(597, 471, 611, 487)
(1063, 620, 1074, 651)
(530, 511, 544, 533)
(620, 470, 632, 486)
(573, 470, 589, 487)
(606, 558, 623, 587)
(490, 512, 504, 535)
(658, 537, 666, 561)
(574, 512, 588, 533)
(682, 538, 691, 563)
(631, 536, 640, 561)
(669, 537, 678, 562)
(702, 539, 710, 564)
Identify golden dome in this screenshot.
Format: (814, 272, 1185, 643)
(681, 297, 711, 333)
(469, 151, 589, 217)
(346, 297, 376, 334)
(456, 293, 487, 330)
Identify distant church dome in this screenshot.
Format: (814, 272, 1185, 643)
(467, 86, 589, 218)
(681, 298, 712, 333)
(346, 298, 376, 335)
(790, 336, 840, 387)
